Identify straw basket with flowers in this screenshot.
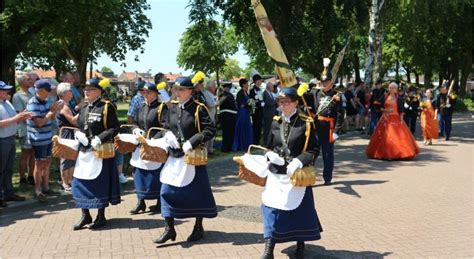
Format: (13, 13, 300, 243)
(233, 145, 268, 187)
(114, 124, 139, 154)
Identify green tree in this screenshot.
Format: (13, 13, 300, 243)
(220, 58, 242, 80)
(101, 66, 113, 73)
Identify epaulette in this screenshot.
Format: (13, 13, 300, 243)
(273, 115, 281, 122)
(170, 100, 179, 104)
(298, 113, 314, 123)
(193, 100, 206, 107)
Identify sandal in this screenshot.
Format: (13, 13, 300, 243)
(36, 192, 47, 202)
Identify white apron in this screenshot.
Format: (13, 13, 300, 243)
(160, 156, 195, 187)
(261, 168, 306, 211)
(241, 153, 269, 178)
(130, 147, 162, 170)
(73, 150, 103, 180)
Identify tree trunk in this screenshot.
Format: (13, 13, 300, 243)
(415, 71, 419, 86)
(354, 53, 361, 84)
(364, 0, 384, 88)
(460, 49, 472, 95)
(405, 67, 411, 84)
(1, 48, 19, 85)
(424, 62, 432, 88)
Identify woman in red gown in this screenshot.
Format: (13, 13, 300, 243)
(366, 82, 420, 160)
(420, 89, 438, 145)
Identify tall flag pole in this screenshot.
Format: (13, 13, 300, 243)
(330, 37, 350, 86)
(251, 0, 297, 87)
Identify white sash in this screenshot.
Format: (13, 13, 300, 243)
(261, 171, 306, 211)
(160, 156, 195, 187)
(130, 147, 162, 170)
(73, 150, 103, 180)
(58, 138, 80, 151)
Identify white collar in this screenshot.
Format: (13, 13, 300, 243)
(179, 97, 192, 109)
(282, 109, 297, 123)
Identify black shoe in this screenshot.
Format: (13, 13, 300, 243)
(154, 217, 177, 244)
(73, 209, 92, 231)
(19, 178, 27, 185)
(27, 176, 35, 186)
(186, 217, 204, 242)
(260, 238, 275, 259)
(43, 189, 59, 196)
(5, 194, 26, 202)
(89, 208, 107, 229)
(295, 241, 305, 258)
(0, 200, 7, 208)
(129, 199, 146, 215)
(324, 181, 332, 186)
(148, 200, 161, 214)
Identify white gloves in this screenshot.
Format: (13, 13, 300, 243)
(164, 131, 180, 149)
(91, 136, 102, 149)
(446, 103, 451, 108)
(265, 151, 285, 166)
(182, 141, 193, 154)
(286, 158, 303, 177)
(75, 131, 89, 146)
(404, 103, 409, 109)
(332, 133, 339, 141)
(132, 128, 144, 136)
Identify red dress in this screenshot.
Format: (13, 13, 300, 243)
(366, 95, 420, 160)
(420, 100, 438, 141)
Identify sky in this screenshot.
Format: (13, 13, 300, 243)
(96, 0, 249, 76)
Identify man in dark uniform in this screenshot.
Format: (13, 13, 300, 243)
(437, 83, 457, 140)
(403, 86, 420, 135)
(314, 69, 344, 185)
(249, 74, 264, 145)
(368, 79, 386, 135)
(218, 83, 237, 152)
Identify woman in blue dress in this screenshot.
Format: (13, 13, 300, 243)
(261, 87, 323, 259)
(154, 76, 217, 244)
(129, 82, 168, 214)
(232, 78, 254, 151)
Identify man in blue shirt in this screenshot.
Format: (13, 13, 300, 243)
(26, 79, 62, 202)
(0, 81, 31, 207)
(127, 79, 145, 124)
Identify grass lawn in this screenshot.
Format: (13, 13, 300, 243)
(11, 102, 238, 199)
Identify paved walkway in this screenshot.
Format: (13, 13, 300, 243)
(1, 113, 473, 258)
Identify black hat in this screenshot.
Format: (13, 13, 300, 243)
(277, 87, 298, 100)
(252, 74, 262, 83)
(239, 78, 248, 87)
(173, 77, 193, 88)
(222, 82, 233, 89)
(321, 72, 332, 82)
(376, 78, 383, 85)
(144, 82, 159, 93)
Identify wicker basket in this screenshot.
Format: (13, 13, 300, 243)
(93, 142, 115, 159)
(184, 146, 208, 166)
(114, 125, 139, 154)
(233, 145, 268, 187)
(139, 127, 168, 163)
(52, 126, 80, 160)
(290, 166, 316, 187)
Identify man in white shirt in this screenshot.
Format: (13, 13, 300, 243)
(202, 81, 218, 154)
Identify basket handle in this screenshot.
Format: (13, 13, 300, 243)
(119, 124, 138, 134)
(247, 144, 268, 154)
(146, 127, 167, 139)
(59, 126, 80, 139)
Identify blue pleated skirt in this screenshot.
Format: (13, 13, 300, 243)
(262, 187, 323, 243)
(72, 158, 121, 209)
(133, 166, 162, 200)
(160, 166, 217, 219)
(232, 108, 254, 151)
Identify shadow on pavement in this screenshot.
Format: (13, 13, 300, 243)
(281, 244, 392, 258)
(155, 230, 263, 249)
(102, 217, 185, 231)
(315, 180, 389, 198)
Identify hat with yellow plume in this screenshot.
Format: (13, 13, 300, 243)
(192, 71, 206, 85)
(321, 58, 332, 82)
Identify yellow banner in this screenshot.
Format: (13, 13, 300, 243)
(251, 0, 297, 87)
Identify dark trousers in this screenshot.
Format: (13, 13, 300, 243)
(262, 115, 273, 146)
(368, 110, 382, 135)
(404, 112, 417, 134)
(220, 113, 236, 152)
(316, 121, 334, 183)
(438, 113, 453, 139)
(0, 136, 16, 200)
(252, 110, 263, 145)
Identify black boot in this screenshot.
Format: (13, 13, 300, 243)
(260, 238, 275, 259)
(73, 209, 92, 231)
(186, 217, 204, 242)
(154, 217, 177, 244)
(148, 199, 161, 214)
(295, 241, 305, 258)
(130, 199, 146, 214)
(89, 208, 107, 229)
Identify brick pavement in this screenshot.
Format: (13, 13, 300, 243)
(1, 113, 473, 258)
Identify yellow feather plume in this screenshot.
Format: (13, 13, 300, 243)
(157, 82, 167, 90)
(99, 78, 111, 89)
(297, 83, 309, 96)
(192, 71, 206, 84)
